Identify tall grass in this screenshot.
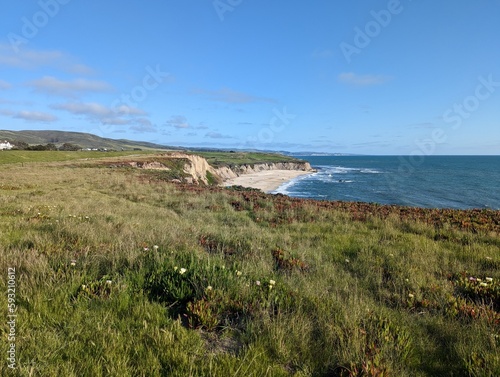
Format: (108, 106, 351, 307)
(0, 158, 499, 376)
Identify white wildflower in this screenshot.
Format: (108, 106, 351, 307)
(179, 268, 187, 275)
(236, 270, 242, 276)
(255, 280, 261, 286)
(269, 279, 276, 286)
(486, 277, 493, 282)
(408, 293, 414, 299)
(106, 280, 112, 284)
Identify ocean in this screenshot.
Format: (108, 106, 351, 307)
(273, 156, 500, 210)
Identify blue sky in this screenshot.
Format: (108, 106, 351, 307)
(1, 0, 499, 154)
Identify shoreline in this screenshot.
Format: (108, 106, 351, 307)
(222, 170, 312, 193)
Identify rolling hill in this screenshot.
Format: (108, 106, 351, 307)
(0, 130, 179, 151)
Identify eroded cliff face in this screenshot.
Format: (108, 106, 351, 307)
(167, 152, 218, 185)
(215, 162, 313, 180)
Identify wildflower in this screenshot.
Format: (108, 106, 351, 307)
(206, 286, 213, 291)
(408, 293, 414, 299)
(269, 279, 276, 286)
(81, 284, 87, 289)
(70, 260, 77, 267)
(106, 280, 112, 284)
(480, 282, 488, 287)
(255, 280, 261, 286)
(345, 258, 350, 263)
(389, 253, 394, 257)
(174, 266, 178, 271)
(486, 256, 492, 260)
(469, 277, 477, 282)
(486, 277, 493, 282)
(153, 245, 159, 250)
(144, 247, 149, 251)
(476, 278, 482, 282)
(236, 270, 242, 276)
(179, 268, 187, 275)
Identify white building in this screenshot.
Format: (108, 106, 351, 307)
(0, 141, 13, 150)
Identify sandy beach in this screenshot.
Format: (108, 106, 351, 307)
(222, 170, 312, 193)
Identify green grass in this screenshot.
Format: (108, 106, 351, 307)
(0, 158, 499, 376)
(0, 150, 158, 165)
(193, 151, 301, 167)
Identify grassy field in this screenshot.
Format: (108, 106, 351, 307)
(0, 156, 499, 376)
(0, 150, 159, 165)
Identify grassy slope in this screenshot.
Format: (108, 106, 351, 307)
(0, 150, 160, 165)
(0, 130, 175, 151)
(0, 157, 499, 376)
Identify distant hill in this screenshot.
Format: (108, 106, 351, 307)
(0, 130, 180, 151)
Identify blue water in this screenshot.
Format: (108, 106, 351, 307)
(273, 156, 500, 209)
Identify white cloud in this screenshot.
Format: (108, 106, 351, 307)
(0, 110, 58, 122)
(0, 80, 11, 90)
(51, 101, 148, 126)
(0, 44, 93, 74)
(205, 131, 234, 139)
(130, 120, 157, 133)
(52, 102, 113, 117)
(338, 72, 392, 86)
(166, 115, 190, 129)
(27, 76, 113, 97)
(52, 102, 146, 117)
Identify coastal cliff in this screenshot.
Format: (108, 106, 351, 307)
(214, 161, 313, 180)
(163, 152, 313, 185)
(118, 152, 313, 186)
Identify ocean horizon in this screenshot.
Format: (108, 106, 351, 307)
(273, 155, 500, 210)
